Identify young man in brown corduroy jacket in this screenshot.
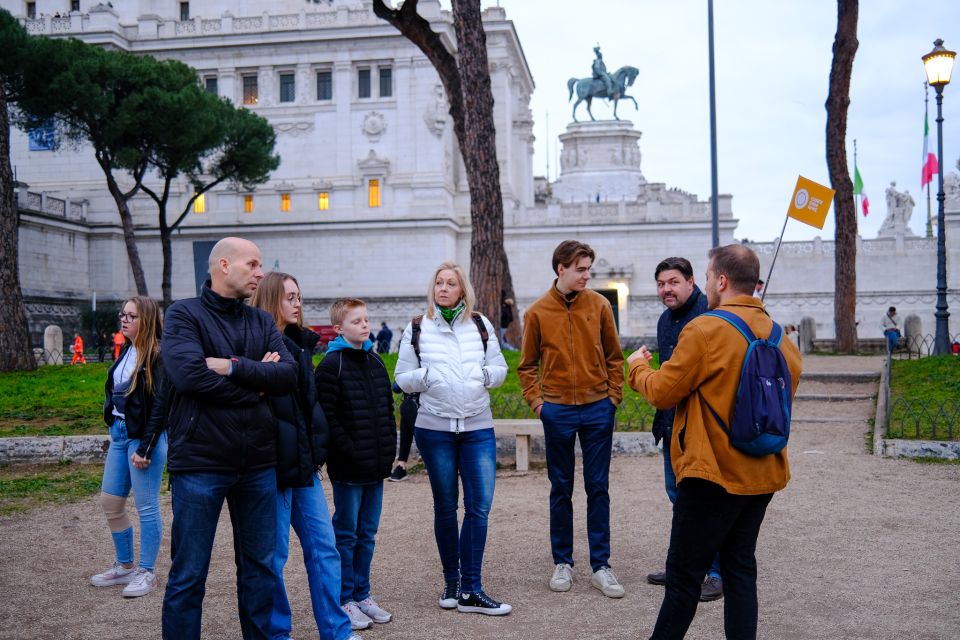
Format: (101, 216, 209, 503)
(518, 240, 625, 599)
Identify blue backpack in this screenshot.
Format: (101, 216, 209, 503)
(701, 310, 792, 456)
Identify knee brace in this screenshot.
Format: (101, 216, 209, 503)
(100, 492, 131, 532)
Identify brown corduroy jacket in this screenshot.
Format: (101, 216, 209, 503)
(518, 284, 624, 412)
(628, 296, 802, 496)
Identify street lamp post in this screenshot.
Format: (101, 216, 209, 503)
(922, 39, 956, 355)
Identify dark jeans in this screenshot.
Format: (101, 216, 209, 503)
(650, 479, 773, 640)
(662, 436, 721, 580)
(396, 394, 418, 462)
(415, 426, 497, 593)
(541, 398, 615, 572)
(162, 468, 278, 640)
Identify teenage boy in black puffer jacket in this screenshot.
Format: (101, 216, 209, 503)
(316, 297, 397, 631)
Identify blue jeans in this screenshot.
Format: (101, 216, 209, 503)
(541, 398, 615, 572)
(884, 329, 899, 353)
(662, 433, 721, 580)
(331, 480, 384, 604)
(415, 427, 497, 593)
(272, 475, 352, 640)
(101, 418, 167, 570)
(162, 467, 278, 640)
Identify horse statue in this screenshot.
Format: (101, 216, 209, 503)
(567, 65, 639, 122)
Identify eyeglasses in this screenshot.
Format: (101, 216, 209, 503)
(118, 312, 139, 322)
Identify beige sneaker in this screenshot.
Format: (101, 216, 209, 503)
(90, 562, 135, 587)
(549, 563, 574, 592)
(591, 567, 625, 598)
(122, 568, 157, 598)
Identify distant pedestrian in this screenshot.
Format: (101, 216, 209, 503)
(91, 296, 169, 599)
(881, 306, 900, 353)
(499, 296, 517, 350)
(394, 261, 512, 615)
(628, 244, 802, 639)
(160, 237, 297, 640)
(316, 297, 397, 631)
(518, 240, 626, 599)
(112, 330, 124, 361)
(753, 279, 764, 298)
(376, 322, 393, 354)
(388, 381, 417, 482)
(71, 332, 86, 364)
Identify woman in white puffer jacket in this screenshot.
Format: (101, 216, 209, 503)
(394, 261, 512, 617)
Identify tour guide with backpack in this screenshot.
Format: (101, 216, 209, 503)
(626, 243, 803, 639)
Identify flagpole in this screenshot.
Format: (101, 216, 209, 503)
(925, 82, 934, 238)
(760, 214, 790, 302)
(853, 138, 859, 217)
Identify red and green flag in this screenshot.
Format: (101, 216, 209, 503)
(853, 164, 869, 216)
(921, 111, 939, 188)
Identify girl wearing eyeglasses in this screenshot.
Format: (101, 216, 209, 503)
(90, 296, 169, 598)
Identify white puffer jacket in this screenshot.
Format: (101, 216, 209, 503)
(394, 309, 507, 423)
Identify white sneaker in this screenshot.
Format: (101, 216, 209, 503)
(357, 596, 393, 623)
(591, 566, 625, 598)
(90, 561, 135, 587)
(122, 568, 157, 598)
(342, 601, 373, 630)
(549, 563, 574, 592)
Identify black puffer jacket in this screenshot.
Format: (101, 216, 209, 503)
(315, 346, 395, 483)
(102, 345, 169, 459)
(161, 284, 297, 474)
(270, 326, 329, 489)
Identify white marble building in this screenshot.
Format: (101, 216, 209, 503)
(7, 0, 959, 345)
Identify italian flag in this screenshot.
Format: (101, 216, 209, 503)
(921, 111, 938, 188)
(854, 164, 869, 216)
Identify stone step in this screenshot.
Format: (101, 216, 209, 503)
(795, 393, 876, 402)
(799, 372, 880, 384)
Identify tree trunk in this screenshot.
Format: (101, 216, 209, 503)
(826, 0, 859, 353)
(0, 93, 37, 371)
(98, 157, 149, 296)
(372, 0, 517, 325)
(160, 219, 173, 307)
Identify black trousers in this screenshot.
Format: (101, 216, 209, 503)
(650, 478, 773, 640)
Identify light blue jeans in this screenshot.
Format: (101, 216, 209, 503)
(331, 480, 384, 604)
(272, 475, 353, 640)
(101, 418, 168, 570)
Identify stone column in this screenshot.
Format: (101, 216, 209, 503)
(43, 325, 63, 365)
(904, 314, 922, 355)
(799, 316, 816, 354)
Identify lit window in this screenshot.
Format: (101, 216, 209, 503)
(368, 179, 380, 208)
(244, 195, 253, 213)
(205, 77, 218, 95)
(279, 73, 295, 103)
(358, 69, 371, 99)
(193, 193, 205, 214)
(317, 71, 332, 100)
(379, 68, 392, 98)
(242, 75, 258, 105)
(281, 193, 291, 212)
(318, 192, 329, 210)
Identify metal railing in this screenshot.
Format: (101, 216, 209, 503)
(891, 333, 959, 360)
(883, 351, 960, 440)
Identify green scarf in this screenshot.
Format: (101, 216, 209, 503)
(438, 300, 465, 324)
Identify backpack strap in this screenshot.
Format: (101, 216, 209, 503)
(703, 310, 757, 343)
(470, 312, 489, 355)
(411, 315, 423, 365)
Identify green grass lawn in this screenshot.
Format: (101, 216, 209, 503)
(0, 350, 657, 437)
(888, 357, 960, 440)
(0, 462, 105, 516)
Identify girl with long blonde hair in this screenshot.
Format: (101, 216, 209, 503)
(91, 296, 169, 598)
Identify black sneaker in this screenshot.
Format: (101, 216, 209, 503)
(457, 590, 512, 616)
(699, 575, 724, 602)
(389, 465, 408, 482)
(439, 579, 459, 609)
(646, 569, 667, 586)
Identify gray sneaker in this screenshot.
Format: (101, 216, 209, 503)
(122, 568, 157, 598)
(342, 602, 373, 630)
(90, 562, 135, 587)
(357, 597, 392, 623)
(549, 563, 574, 592)
(591, 566, 626, 598)
(699, 575, 724, 602)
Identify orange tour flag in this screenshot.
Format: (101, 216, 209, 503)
(786, 176, 835, 229)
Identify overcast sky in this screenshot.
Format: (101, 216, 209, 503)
(475, 1, 960, 242)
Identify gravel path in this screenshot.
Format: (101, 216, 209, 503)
(1, 355, 957, 639)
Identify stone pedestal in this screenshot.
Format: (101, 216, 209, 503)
(799, 316, 816, 354)
(552, 120, 645, 202)
(43, 325, 63, 365)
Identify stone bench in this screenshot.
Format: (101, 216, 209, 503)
(493, 419, 542, 471)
